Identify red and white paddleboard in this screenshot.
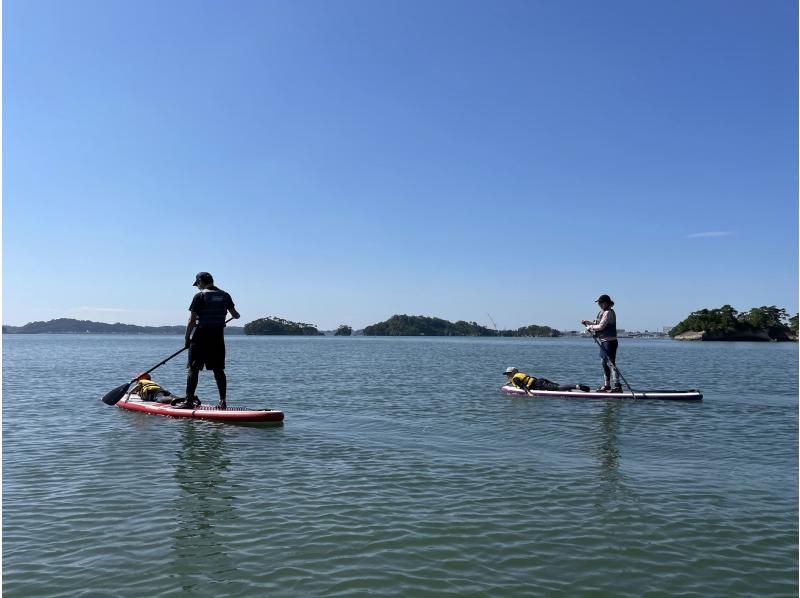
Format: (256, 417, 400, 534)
(117, 394, 284, 424)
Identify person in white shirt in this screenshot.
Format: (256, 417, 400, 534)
(582, 294, 621, 392)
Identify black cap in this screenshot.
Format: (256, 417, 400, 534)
(595, 294, 614, 306)
(193, 272, 214, 286)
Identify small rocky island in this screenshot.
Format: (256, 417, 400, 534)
(670, 305, 797, 342)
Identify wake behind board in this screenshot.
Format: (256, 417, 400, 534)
(501, 385, 702, 402)
(117, 394, 284, 424)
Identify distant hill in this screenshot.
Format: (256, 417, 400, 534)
(2, 318, 246, 335)
(362, 315, 560, 337)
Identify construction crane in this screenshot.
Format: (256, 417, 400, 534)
(487, 313, 498, 331)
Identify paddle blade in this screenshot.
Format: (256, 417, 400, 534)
(102, 382, 132, 405)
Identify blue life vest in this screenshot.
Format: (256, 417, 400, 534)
(197, 289, 228, 327)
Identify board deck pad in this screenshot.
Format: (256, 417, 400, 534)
(501, 385, 702, 401)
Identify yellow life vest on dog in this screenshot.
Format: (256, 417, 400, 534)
(134, 379, 164, 400)
(511, 372, 537, 390)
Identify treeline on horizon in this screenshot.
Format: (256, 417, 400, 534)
(2, 315, 559, 337)
(7, 306, 798, 340)
(670, 305, 798, 340)
(360, 315, 559, 337)
(2, 318, 245, 335)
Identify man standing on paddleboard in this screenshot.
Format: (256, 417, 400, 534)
(183, 272, 240, 409)
(581, 294, 621, 393)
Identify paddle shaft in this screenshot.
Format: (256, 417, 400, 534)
(138, 316, 235, 380)
(102, 317, 234, 405)
(589, 333, 635, 394)
(115, 345, 189, 405)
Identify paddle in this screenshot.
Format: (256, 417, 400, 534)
(587, 331, 636, 397)
(101, 317, 234, 406)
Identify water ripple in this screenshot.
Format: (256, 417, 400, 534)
(3, 336, 797, 596)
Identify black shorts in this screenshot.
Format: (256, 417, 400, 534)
(188, 327, 226, 371)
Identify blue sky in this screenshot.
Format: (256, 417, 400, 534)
(4, 0, 797, 331)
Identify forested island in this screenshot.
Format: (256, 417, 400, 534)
(244, 316, 324, 336)
(670, 305, 798, 341)
(2, 318, 246, 335)
(362, 314, 559, 337)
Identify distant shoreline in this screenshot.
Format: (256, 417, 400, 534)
(2, 319, 245, 336)
(4, 316, 794, 341)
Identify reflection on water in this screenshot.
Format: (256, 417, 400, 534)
(172, 423, 237, 588)
(597, 402, 621, 481)
(590, 401, 626, 515)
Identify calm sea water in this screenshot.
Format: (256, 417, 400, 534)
(3, 335, 798, 597)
